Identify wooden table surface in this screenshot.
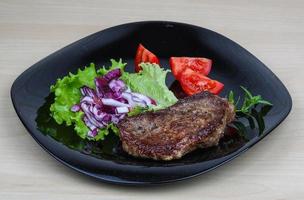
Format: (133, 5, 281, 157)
(1, 0, 303, 199)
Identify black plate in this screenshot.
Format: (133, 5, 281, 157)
(11, 21, 292, 185)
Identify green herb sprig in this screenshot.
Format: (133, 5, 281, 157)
(228, 86, 272, 115)
(228, 86, 273, 137)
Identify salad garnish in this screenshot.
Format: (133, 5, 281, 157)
(49, 44, 273, 143)
(50, 59, 177, 141)
(228, 86, 273, 137)
(169, 57, 224, 95)
(121, 62, 178, 110)
(135, 44, 160, 72)
(228, 86, 272, 115)
(72, 68, 155, 138)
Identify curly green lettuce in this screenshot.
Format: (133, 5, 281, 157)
(121, 63, 178, 110)
(97, 58, 127, 76)
(50, 63, 96, 139)
(50, 60, 123, 140)
(50, 60, 177, 141)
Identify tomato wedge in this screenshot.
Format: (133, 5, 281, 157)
(179, 68, 224, 95)
(135, 44, 160, 72)
(170, 57, 212, 80)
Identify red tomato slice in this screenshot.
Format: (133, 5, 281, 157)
(170, 57, 187, 80)
(135, 44, 144, 71)
(170, 57, 212, 80)
(135, 44, 159, 72)
(179, 68, 224, 95)
(209, 80, 224, 95)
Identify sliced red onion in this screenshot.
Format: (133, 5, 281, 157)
(103, 68, 121, 81)
(115, 97, 127, 104)
(71, 104, 80, 112)
(85, 106, 106, 127)
(121, 92, 135, 107)
(102, 114, 112, 123)
(122, 92, 154, 107)
(80, 96, 94, 104)
(80, 102, 104, 128)
(103, 91, 121, 99)
(130, 95, 147, 106)
(111, 115, 120, 124)
(119, 114, 126, 120)
(109, 79, 126, 93)
(101, 105, 116, 114)
(73, 69, 157, 138)
(92, 105, 100, 117)
(91, 108, 109, 122)
(131, 92, 153, 106)
(80, 86, 96, 98)
(83, 116, 97, 131)
(95, 77, 107, 97)
(115, 107, 130, 114)
(87, 128, 98, 137)
(101, 98, 130, 107)
(150, 98, 157, 105)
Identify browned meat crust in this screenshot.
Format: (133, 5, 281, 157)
(118, 92, 235, 160)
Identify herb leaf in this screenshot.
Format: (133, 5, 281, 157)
(227, 86, 273, 137)
(228, 90, 235, 105)
(257, 100, 273, 106)
(228, 86, 273, 116)
(240, 86, 253, 99)
(231, 121, 247, 138)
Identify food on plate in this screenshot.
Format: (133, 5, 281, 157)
(50, 59, 177, 141)
(48, 43, 272, 161)
(170, 57, 212, 79)
(170, 56, 223, 95)
(179, 68, 224, 95)
(228, 86, 272, 115)
(69, 69, 156, 139)
(122, 62, 177, 110)
(135, 44, 159, 72)
(118, 92, 235, 160)
(227, 86, 273, 136)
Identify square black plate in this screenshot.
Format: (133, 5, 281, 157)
(11, 21, 292, 185)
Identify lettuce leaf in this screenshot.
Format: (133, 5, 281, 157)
(50, 60, 125, 140)
(50, 63, 97, 139)
(127, 106, 149, 117)
(97, 58, 127, 76)
(121, 63, 178, 110)
(50, 60, 177, 141)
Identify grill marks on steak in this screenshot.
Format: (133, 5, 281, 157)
(118, 92, 235, 160)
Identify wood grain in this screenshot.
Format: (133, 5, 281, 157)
(0, 0, 303, 199)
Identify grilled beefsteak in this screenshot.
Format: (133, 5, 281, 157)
(118, 92, 235, 160)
